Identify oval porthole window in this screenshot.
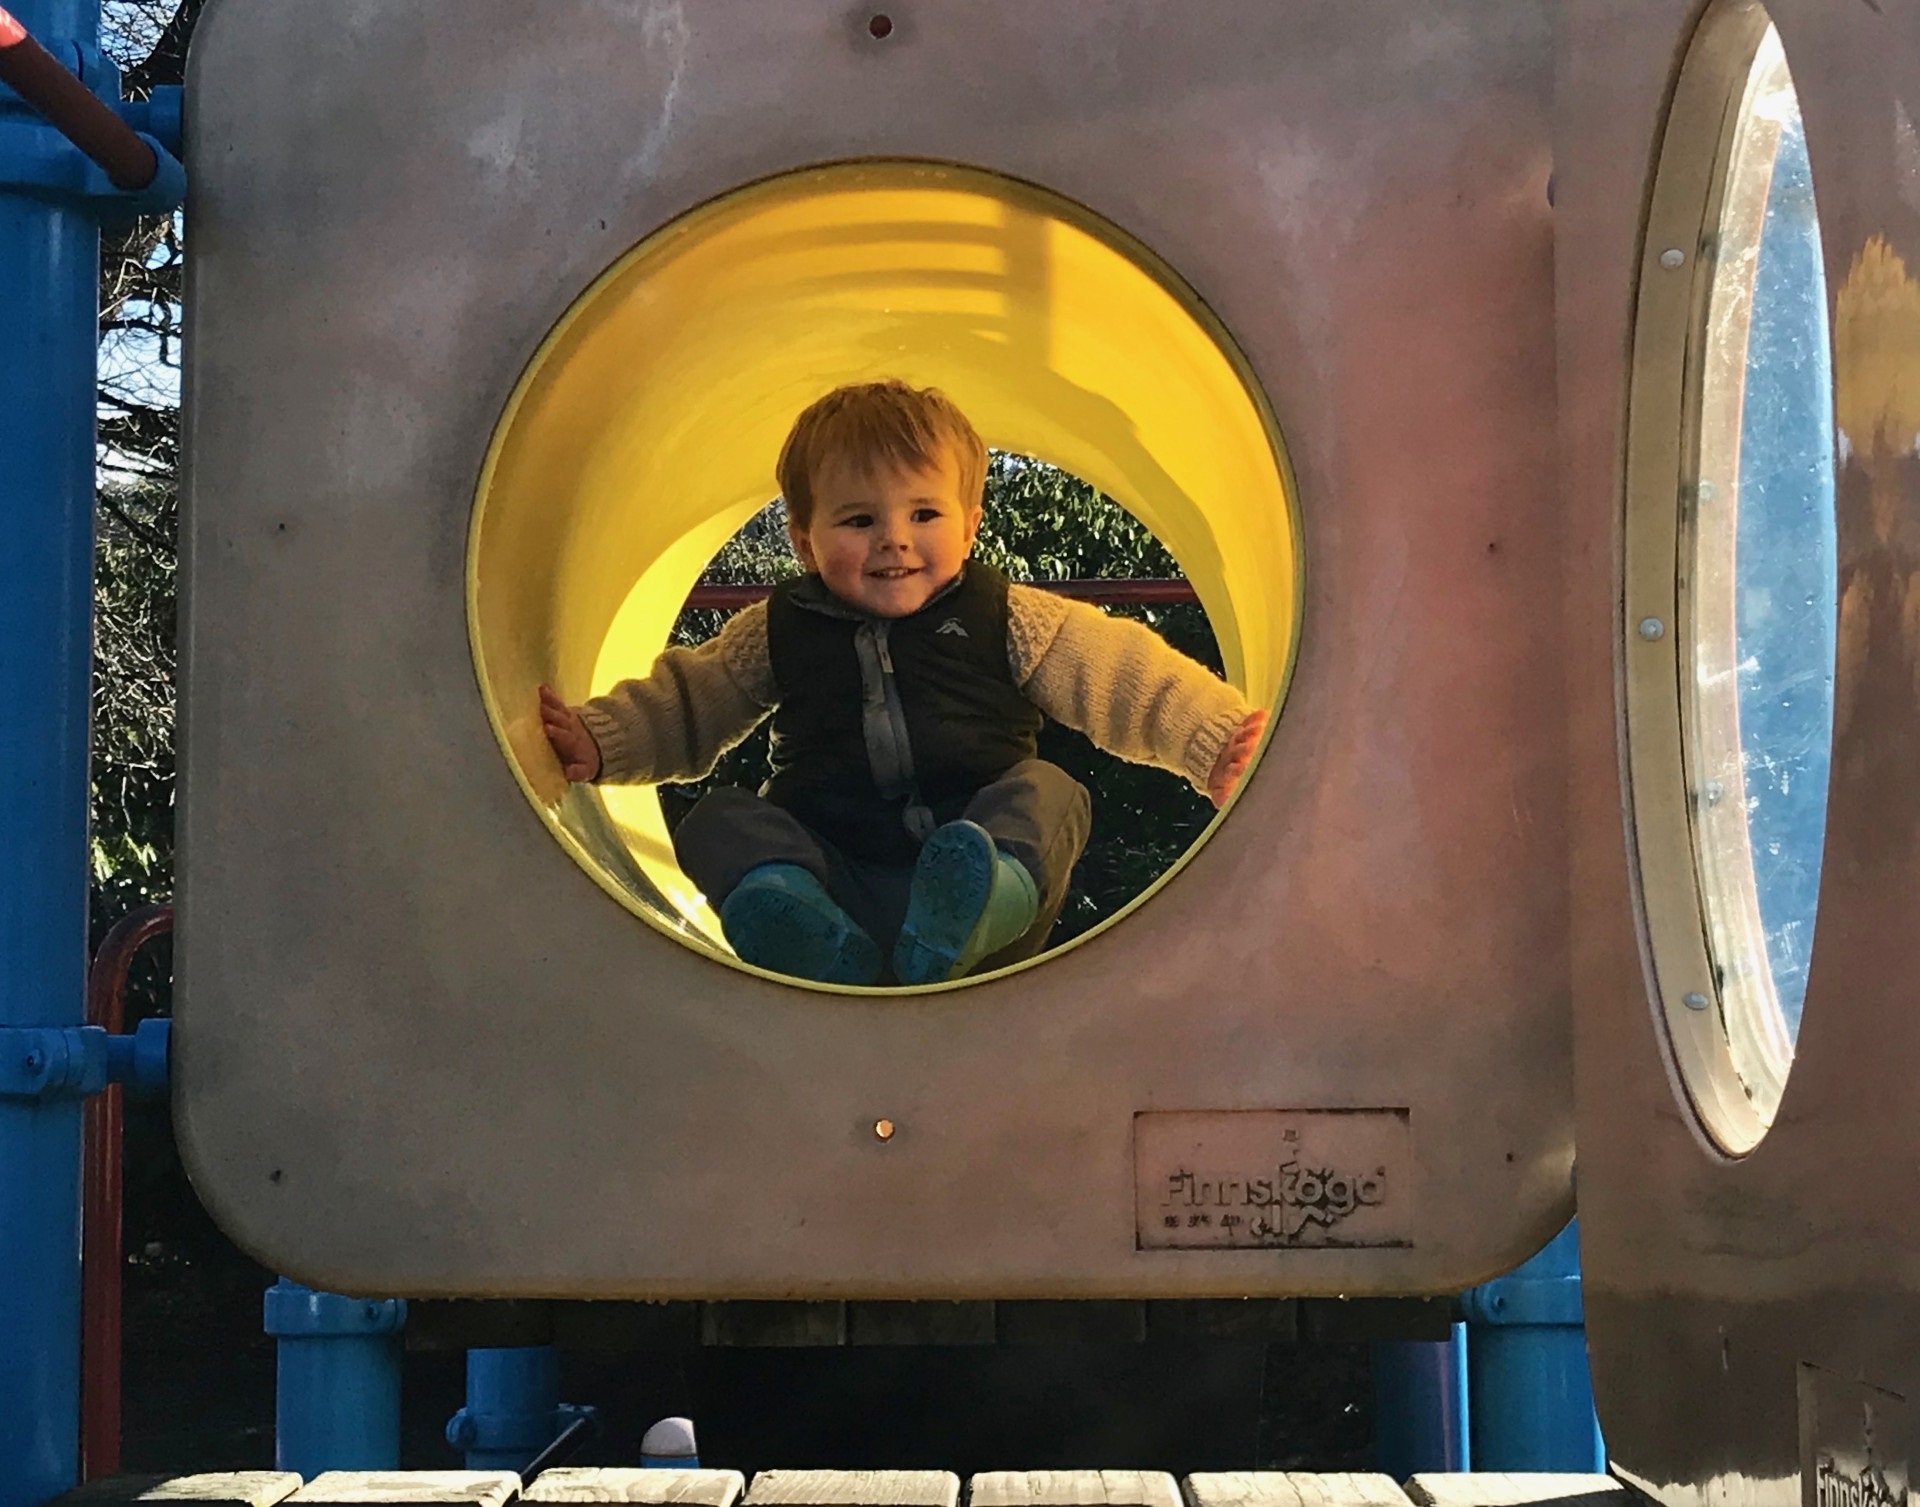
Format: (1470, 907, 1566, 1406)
(1626, 2, 1835, 1152)
(468, 161, 1301, 991)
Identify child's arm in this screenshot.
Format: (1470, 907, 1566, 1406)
(538, 600, 776, 785)
(1008, 586, 1266, 807)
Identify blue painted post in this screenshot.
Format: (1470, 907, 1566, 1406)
(1459, 1221, 1606, 1471)
(265, 1280, 407, 1476)
(448, 1347, 560, 1473)
(0, 0, 108, 1497)
(447, 1347, 597, 1473)
(1370, 1324, 1470, 1478)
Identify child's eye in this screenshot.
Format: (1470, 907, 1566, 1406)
(839, 513, 873, 528)
(912, 507, 943, 523)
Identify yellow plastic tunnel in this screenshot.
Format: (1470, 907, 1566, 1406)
(469, 160, 1301, 966)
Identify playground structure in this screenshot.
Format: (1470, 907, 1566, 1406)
(5, 0, 1920, 1505)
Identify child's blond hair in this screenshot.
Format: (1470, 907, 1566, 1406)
(776, 380, 987, 529)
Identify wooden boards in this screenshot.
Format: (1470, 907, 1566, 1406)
(55, 1470, 1628, 1507)
(1403, 1479, 1624, 1507)
(524, 1472, 745, 1505)
(53, 1476, 304, 1507)
(1186, 1474, 1413, 1507)
(971, 1473, 1180, 1507)
(287, 1475, 521, 1507)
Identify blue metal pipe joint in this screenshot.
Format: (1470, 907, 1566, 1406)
(0, 1019, 171, 1101)
(0, 33, 185, 216)
(1459, 1221, 1607, 1472)
(265, 1280, 407, 1477)
(447, 1347, 596, 1473)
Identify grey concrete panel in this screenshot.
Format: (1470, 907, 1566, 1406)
(1558, 1, 1920, 1505)
(177, 0, 1569, 1297)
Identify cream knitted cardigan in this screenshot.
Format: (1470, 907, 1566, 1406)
(579, 585, 1251, 796)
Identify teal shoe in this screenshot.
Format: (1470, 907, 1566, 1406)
(720, 863, 882, 985)
(894, 821, 1040, 985)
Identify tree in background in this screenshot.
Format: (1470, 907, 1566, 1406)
(90, 0, 233, 1335)
(93, 0, 197, 928)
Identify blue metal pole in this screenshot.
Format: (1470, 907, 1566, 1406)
(0, 0, 105, 1497)
(1370, 1323, 1470, 1478)
(1459, 1221, 1606, 1471)
(265, 1280, 407, 1476)
(447, 1346, 597, 1473)
(449, 1347, 557, 1472)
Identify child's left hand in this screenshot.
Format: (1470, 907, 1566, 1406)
(1207, 709, 1268, 808)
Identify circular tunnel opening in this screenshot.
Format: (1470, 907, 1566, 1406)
(469, 160, 1301, 985)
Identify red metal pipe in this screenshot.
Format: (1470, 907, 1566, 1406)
(81, 902, 172, 1482)
(0, 4, 158, 190)
(685, 577, 1200, 610)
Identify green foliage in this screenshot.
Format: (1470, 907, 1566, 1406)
(662, 453, 1224, 946)
(92, 482, 178, 931)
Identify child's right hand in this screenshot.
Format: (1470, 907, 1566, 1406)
(538, 684, 602, 782)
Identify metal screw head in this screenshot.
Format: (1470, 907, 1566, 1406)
(1638, 617, 1666, 641)
(1660, 247, 1686, 269)
(22, 1051, 42, 1074)
(1683, 991, 1710, 1011)
(873, 1119, 896, 1142)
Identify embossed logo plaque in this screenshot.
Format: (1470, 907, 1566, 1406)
(1800, 1363, 1909, 1507)
(1133, 1109, 1412, 1250)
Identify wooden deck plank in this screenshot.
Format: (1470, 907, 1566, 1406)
(524, 1471, 744, 1505)
(1184, 1474, 1413, 1507)
(742, 1472, 958, 1507)
(1403, 1477, 1623, 1507)
(288, 1473, 520, 1507)
(971, 1472, 1181, 1507)
(55, 1475, 305, 1507)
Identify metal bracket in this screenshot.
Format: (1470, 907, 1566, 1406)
(0, 38, 184, 215)
(446, 1402, 598, 1457)
(0, 1019, 170, 1102)
(117, 84, 182, 159)
(1458, 1269, 1585, 1327)
(264, 1280, 408, 1339)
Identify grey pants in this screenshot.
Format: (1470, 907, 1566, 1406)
(673, 759, 1092, 980)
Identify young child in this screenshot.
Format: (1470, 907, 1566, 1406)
(540, 380, 1265, 987)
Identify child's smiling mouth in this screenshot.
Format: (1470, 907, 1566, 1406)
(869, 566, 921, 579)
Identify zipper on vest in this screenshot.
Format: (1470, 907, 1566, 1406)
(856, 620, 934, 840)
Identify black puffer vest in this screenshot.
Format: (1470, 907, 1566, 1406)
(764, 563, 1043, 865)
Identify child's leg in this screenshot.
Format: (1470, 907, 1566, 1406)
(893, 761, 1092, 984)
(962, 758, 1092, 956)
(672, 788, 880, 984)
(672, 786, 833, 904)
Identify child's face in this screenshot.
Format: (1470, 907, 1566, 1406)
(789, 448, 981, 618)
